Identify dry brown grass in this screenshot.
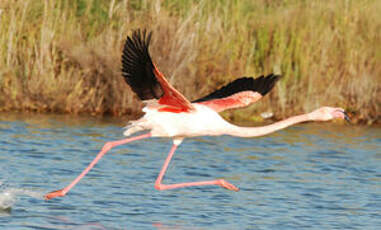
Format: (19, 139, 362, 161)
(0, 0, 380, 124)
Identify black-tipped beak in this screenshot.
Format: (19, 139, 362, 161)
(343, 111, 350, 123)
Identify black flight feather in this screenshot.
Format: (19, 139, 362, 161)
(192, 74, 280, 103)
(121, 29, 164, 100)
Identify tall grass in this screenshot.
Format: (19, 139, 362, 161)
(0, 0, 379, 124)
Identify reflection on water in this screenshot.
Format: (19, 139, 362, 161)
(0, 113, 380, 229)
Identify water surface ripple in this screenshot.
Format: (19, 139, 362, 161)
(0, 114, 380, 229)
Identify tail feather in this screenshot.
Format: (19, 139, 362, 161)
(123, 120, 146, 136)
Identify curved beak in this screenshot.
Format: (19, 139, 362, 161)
(343, 111, 350, 123)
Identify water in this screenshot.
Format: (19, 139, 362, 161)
(0, 113, 380, 229)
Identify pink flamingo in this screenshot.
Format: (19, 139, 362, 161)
(45, 29, 349, 200)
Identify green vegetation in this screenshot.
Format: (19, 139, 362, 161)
(0, 0, 380, 124)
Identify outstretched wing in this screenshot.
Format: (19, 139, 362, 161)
(193, 74, 280, 112)
(122, 29, 194, 113)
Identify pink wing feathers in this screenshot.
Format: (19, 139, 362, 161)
(192, 75, 280, 112)
(122, 29, 280, 114)
(121, 29, 194, 113)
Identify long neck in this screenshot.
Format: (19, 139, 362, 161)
(226, 113, 310, 137)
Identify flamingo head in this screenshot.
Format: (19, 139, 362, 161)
(308, 106, 350, 122)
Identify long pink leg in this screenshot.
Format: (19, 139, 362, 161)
(45, 133, 151, 200)
(154, 143, 239, 191)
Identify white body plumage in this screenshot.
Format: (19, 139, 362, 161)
(124, 103, 234, 138)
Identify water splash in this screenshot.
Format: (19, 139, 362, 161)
(0, 182, 44, 211)
(0, 190, 15, 210)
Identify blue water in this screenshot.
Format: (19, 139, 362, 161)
(0, 113, 380, 229)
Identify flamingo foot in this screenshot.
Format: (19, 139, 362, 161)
(218, 179, 240, 192)
(44, 189, 66, 200)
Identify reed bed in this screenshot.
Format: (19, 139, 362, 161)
(0, 0, 380, 124)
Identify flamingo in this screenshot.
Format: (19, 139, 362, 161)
(45, 29, 349, 200)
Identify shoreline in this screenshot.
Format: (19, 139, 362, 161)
(0, 1, 379, 126)
(0, 110, 378, 127)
